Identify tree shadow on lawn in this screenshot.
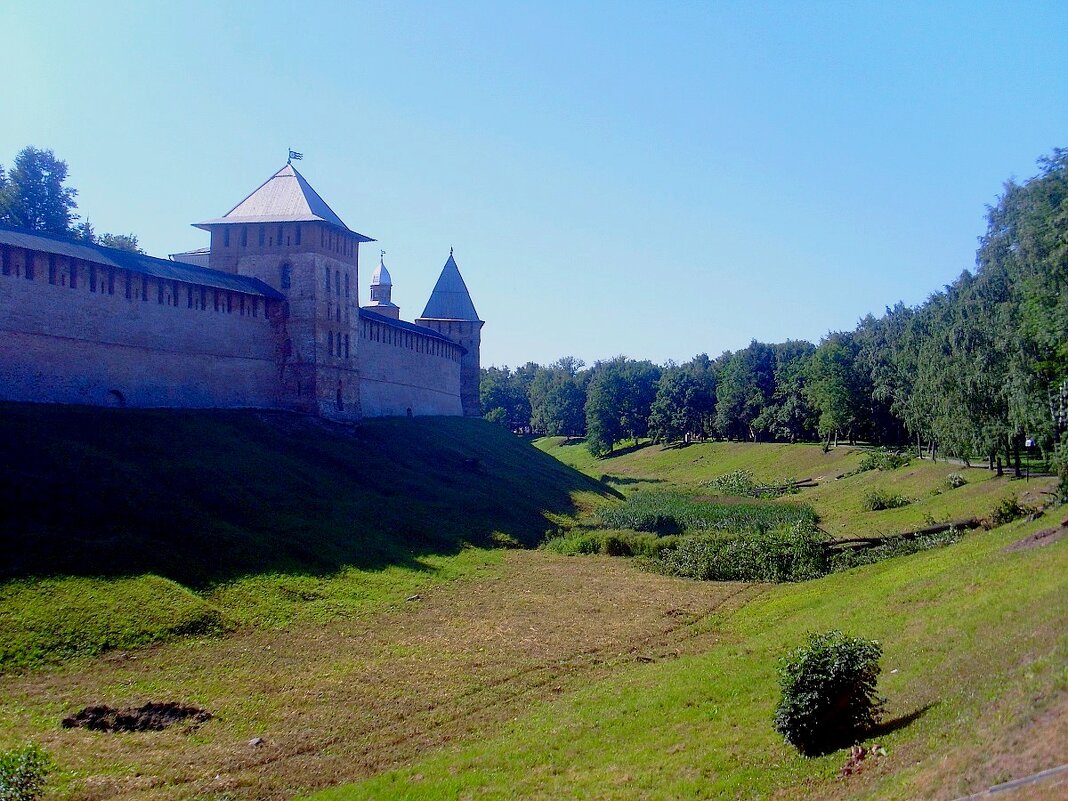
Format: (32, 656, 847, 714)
(870, 701, 939, 739)
(0, 404, 611, 590)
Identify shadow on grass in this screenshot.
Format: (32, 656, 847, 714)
(602, 441, 655, 458)
(0, 404, 612, 590)
(600, 476, 665, 486)
(870, 702, 938, 738)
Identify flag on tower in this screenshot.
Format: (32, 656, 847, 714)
(288, 150, 303, 163)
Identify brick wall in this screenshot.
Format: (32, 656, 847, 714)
(0, 255, 284, 410)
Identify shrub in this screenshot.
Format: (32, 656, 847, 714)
(774, 631, 884, 755)
(596, 491, 817, 535)
(863, 489, 912, 511)
(988, 495, 1029, 527)
(844, 448, 912, 478)
(705, 470, 798, 499)
(0, 744, 54, 801)
(945, 472, 968, 489)
(542, 530, 681, 558)
(650, 523, 828, 583)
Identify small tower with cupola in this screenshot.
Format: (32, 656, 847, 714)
(362, 252, 400, 320)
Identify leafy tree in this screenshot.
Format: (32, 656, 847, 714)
(806, 333, 868, 449)
(480, 365, 533, 430)
(756, 341, 817, 442)
(96, 232, 142, 253)
(529, 358, 586, 437)
(0, 147, 78, 234)
(715, 341, 776, 441)
(648, 355, 718, 443)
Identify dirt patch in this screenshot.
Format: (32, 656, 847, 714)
(1002, 525, 1068, 553)
(61, 702, 211, 732)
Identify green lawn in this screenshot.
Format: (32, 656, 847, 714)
(308, 513, 1068, 800)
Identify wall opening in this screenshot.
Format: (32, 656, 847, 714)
(106, 389, 127, 408)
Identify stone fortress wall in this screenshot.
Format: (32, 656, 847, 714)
(0, 163, 484, 420)
(0, 237, 285, 410)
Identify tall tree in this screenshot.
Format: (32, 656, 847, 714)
(0, 147, 79, 234)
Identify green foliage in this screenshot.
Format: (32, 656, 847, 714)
(805, 333, 870, 447)
(595, 491, 818, 535)
(705, 469, 798, 499)
(543, 529, 681, 558)
(650, 524, 827, 582)
(988, 495, 1030, 527)
(0, 744, 54, 801)
(858, 448, 912, 473)
(528, 359, 586, 437)
(482, 363, 536, 430)
(584, 357, 660, 456)
(863, 488, 913, 511)
(829, 528, 964, 571)
(95, 231, 142, 252)
(648, 357, 718, 443)
(773, 631, 884, 755)
(945, 472, 968, 489)
(0, 146, 78, 234)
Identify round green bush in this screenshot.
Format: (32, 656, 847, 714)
(773, 630, 884, 755)
(0, 744, 54, 801)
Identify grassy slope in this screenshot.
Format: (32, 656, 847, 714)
(310, 512, 1067, 801)
(305, 437, 1064, 799)
(0, 404, 607, 670)
(536, 437, 1051, 538)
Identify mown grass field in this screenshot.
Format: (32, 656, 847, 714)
(1, 411, 1064, 799)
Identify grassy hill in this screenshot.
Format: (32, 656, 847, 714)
(309, 509, 1067, 801)
(2, 415, 1064, 799)
(0, 404, 607, 670)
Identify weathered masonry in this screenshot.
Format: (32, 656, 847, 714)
(0, 163, 484, 420)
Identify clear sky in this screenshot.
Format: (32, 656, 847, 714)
(3, 1, 1066, 368)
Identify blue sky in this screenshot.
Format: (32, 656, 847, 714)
(3, 1, 1066, 368)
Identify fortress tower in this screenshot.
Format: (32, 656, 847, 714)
(416, 251, 484, 417)
(194, 164, 374, 420)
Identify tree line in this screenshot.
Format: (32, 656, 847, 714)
(481, 149, 1068, 477)
(1, 146, 141, 252)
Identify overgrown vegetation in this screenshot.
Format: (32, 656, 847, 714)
(773, 631, 884, 756)
(844, 448, 912, 477)
(704, 469, 799, 498)
(863, 488, 913, 511)
(594, 491, 817, 535)
(650, 523, 827, 582)
(829, 529, 964, 572)
(0, 744, 54, 801)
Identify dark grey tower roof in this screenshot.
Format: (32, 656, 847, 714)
(420, 251, 480, 321)
(194, 164, 373, 241)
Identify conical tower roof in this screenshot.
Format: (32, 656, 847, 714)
(371, 255, 392, 286)
(420, 251, 480, 321)
(195, 164, 373, 241)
